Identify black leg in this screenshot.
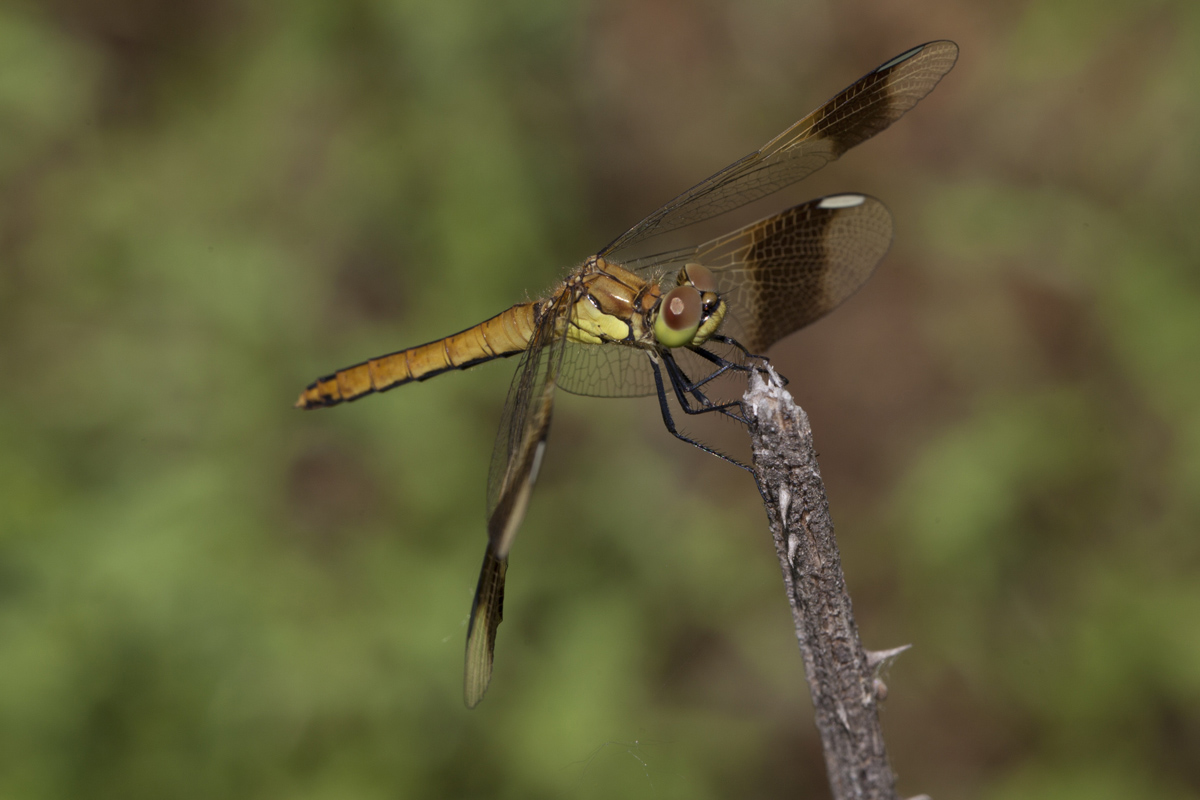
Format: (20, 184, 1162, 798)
(649, 355, 751, 473)
(676, 346, 738, 392)
(707, 334, 784, 386)
(661, 350, 747, 424)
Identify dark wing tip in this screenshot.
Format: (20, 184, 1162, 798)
(463, 552, 507, 709)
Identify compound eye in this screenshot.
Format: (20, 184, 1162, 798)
(654, 286, 702, 347)
(681, 263, 717, 294)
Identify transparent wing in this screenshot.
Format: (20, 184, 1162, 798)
(558, 193, 893, 396)
(707, 194, 893, 352)
(556, 337, 746, 399)
(598, 40, 957, 261)
(464, 290, 572, 708)
(557, 339, 657, 398)
(483, 293, 569, 525)
(628, 194, 893, 353)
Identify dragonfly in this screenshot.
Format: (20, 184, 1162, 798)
(297, 40, 957, 707)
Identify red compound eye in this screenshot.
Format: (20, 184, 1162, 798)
(682, 263, 716, 293)
(655, 286, 702, 347)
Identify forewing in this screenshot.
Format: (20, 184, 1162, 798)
(599, 40, 956, 260)
(464, 291, 570, 708)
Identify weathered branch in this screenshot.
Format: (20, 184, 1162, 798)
(743, 368, 914, 800)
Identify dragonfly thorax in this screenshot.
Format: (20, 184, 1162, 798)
(562, 256, 727, 351)
(563, 257, 659, 348)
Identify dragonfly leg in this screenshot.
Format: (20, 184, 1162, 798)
(676, 347, 738, 393)
(706, 334, 784, 386)
(660, 350, 749, 426)
(706, 333, 757, 359)
(650, 356, 751, 473)
(657, 352, 748, 434)
(682, 344, 764, 393)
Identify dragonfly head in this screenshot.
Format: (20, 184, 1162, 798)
(652, 263, 727, 347)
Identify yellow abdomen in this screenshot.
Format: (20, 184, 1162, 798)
(296, 303, 538, 409)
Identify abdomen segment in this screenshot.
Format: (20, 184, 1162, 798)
(296, 303, 538, 409)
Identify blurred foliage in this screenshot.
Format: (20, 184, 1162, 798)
(1, 1, 1198, 798)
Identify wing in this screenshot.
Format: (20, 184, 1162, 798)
(556, 338, 658, 398)
(627, 194, 893, 353)
(558, 193, 894, 396)
(598, 40, 956, 261)
(556, 336, 746, 399)
(464, 289, 571, 708)
(704, 193, 893, 352)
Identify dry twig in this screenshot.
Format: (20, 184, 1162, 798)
(744, 368, 915, 800)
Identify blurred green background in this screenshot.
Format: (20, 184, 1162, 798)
(2, 1, 1198, 798)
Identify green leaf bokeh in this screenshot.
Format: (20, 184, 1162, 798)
(1, 2, 1198, 798)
